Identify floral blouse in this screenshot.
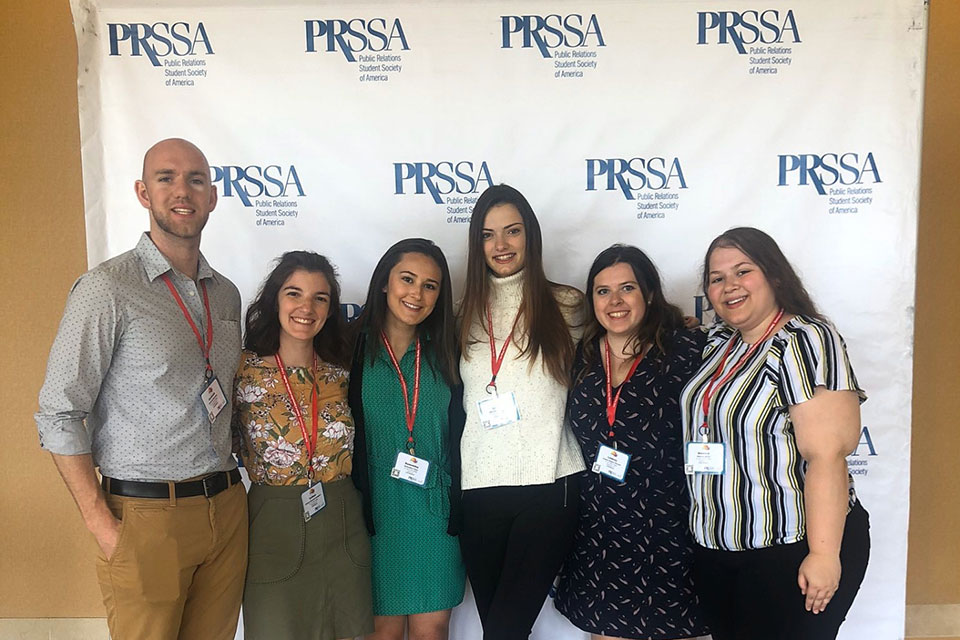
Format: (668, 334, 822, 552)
(233, 350, 355, 485)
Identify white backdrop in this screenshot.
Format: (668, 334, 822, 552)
(71, 1, 927, 638)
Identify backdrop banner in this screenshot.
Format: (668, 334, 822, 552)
(71, 1, 927, 638)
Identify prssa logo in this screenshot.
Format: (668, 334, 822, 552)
(341, 303, 364, 322)
(850, 426, 878, 457)
(305, 18, 409, 62)
(778, 152, 881, 195)
(696, 9, 800, 54)
(586, 158, 687, 200)
(210, 165, 305, 207)
(394, 162, 494, 204)
(501, 14, 605, 58)
(108, 22, 213, 67)
(693, 296, 713, 324)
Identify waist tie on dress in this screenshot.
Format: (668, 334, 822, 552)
(368, 453, 452, 520)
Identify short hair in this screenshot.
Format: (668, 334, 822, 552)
(244, 251, 350, 367)
(702, 227, 820, 319)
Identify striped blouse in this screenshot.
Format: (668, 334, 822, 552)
(679, 315, 866, 551)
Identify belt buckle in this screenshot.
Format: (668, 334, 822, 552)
(201, 473, 221, 498)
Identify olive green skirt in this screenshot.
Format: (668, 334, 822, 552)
(243, 479, 374, 640)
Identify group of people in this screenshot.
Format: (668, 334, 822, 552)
(36, 138, 871, 640)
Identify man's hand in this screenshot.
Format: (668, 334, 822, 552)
(50, 453, 123, 559)
(798, 551, 841, 614)
(90, 511, 123, 560)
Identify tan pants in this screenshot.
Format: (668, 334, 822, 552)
(96, 481, 248, 640)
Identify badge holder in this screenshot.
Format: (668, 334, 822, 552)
(200, 374, 227, 423)
(684, 441, 726, 476)
(592, 443, 631, 482)
(301, 483, 326, 522)
(476, 390, 521, 430)
(390, 451, 430, 486)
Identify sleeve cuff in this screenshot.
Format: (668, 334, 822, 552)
(35, 416, 93, 455)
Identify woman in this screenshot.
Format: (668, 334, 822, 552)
(680, 227, 870, 640)
(233, 251, 373, 640)
(554, 245, 709, 640)
(349, 238, 466, 640)
(458, 184, 585, 640)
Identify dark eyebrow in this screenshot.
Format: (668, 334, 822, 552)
(594, 280, 639, 289)
(482, 222, 524, 232)
(400, 270, 441, 286)
(709, 261, 753, 275)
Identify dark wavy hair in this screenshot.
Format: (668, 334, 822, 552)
(244, 251, 350, 367)
(458, 184, 578, 386)
(353, 238, 459, 385)
(702, 227, 821, 319)
(578, 245, 684, 382)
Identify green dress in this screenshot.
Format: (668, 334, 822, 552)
(361, 342, 466, 615)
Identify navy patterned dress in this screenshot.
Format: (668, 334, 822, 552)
(555, 329, 709, 639)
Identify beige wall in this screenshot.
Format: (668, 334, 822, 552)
(1, 0, 957, 634)
(908, 0, 960, 608)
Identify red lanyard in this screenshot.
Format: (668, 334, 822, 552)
(700, 309, 785, 439)
(161, 274, 213, 378)
(603, 338, 644, 440)
(485, 306, 521, 393)
(380, 333, 421, 455)
(275, 352, 319, 482)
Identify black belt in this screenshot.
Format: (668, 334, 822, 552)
(102, 468, 242, 499)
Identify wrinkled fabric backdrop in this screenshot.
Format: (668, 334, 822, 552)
(72, 1, 926, 637)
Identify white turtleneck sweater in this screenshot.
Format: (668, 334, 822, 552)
(459, 270, 586, 490)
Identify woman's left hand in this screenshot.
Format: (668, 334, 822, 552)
(797, 551, 841, 614)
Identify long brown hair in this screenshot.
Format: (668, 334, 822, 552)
(578, 245, 684, 384)
(352, 238, 459, 385)
(459, 184, 577, 386)
(702, 227, 822, 319)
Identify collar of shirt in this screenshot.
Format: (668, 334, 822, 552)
(135, 232, 215, 283)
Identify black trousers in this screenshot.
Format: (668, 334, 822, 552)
(692, 500, 871, 640)
(460, 475, 580, 640)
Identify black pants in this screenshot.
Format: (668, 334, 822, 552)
(692, 500, 870, 640)
(459, 475, 580, 640)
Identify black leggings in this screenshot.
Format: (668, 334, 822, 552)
(459, 475, 580, 640)
(692, 501, 871, 640)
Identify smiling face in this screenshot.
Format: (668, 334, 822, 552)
(384, 252, 442, 330)
(276, 269, 332, 348)
(481, 203, 526, 277)
(136, 139, 216, 243)
(707, 246, 779, 339)
(592, 262, 647, 342)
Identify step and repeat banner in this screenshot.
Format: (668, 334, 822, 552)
(71, 1, 926, 638)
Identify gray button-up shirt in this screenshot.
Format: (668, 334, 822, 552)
(36, 233, 242, 482)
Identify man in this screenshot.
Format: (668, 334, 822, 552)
(36, 138, 246, 640)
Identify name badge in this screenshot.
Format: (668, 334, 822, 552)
(390, 452, 430, 486)
(301, 483, 326, 522)
(476, 392, 521, 429)
(200, 376, 227, 423)
(592, 444, 631, 482)
(684, 442, 726, 475)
